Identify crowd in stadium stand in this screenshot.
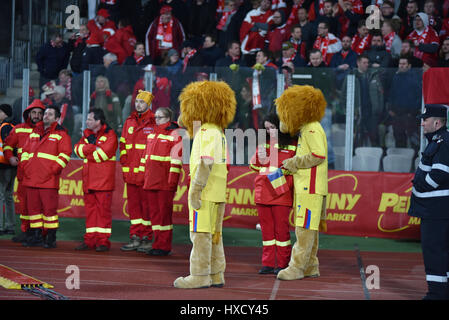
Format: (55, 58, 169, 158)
(30, 0, 449, 155)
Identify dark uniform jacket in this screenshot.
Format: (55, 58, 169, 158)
(409, 127, 449, 220)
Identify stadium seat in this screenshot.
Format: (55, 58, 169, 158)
(382, 154, 413, 173)
(386, 147, 415, 160)
(354, 147, 383, 159)
(352, 154, 381, 171)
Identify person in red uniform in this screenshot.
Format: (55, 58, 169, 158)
(20, 106, 72, 248)
(250, 113, 295, 274)
(74, 108, 117, 252)
(119, 90, 156, 252)
(142, 107, 182, 256)
(3, 100, 45, 243)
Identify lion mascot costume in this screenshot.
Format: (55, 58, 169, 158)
(275, 85, 328, 281)
(174, 80, 236, 289)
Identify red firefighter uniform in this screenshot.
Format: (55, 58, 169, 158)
(250, 140, 296, 270)
(120, 109, 156, 240)
(74, 124, 118, 249)
(3, 100, 46, 233)
(20, 121, 72, 232)
(142, 121, 182, 253)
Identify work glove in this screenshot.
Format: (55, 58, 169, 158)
(87, 134, 96, 144)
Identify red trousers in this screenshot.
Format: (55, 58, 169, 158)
(146, 190, 175, 252)
(17, 182, 29, 232)
(84, 190, 113, 248)
(257, 204, 292, 268)
(26, 187, 59, 231)
(127, 183, 152, 239)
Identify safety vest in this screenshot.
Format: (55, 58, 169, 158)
(0, 122, 15, 164)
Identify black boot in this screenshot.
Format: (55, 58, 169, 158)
(423, 282, 449, 300)
(44, 229, 57, 249)
(12, 230, 29, 243)
(22, 229, 44, 247)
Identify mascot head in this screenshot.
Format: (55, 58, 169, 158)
(275, 85, 327, 137)
(179, 80, 236, 137)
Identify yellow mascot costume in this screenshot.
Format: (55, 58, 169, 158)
(174, 80, 236, 289)
(275, 85, 328, 281)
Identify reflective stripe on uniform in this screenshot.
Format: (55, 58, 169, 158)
(432, 163, 449, 173)
(150, 155, 171, 162)
(48, 134, 62, 140)
(426, 274, 448, 283)
(86, 227, 112, 234)
(262, 239, 276, 246)
(419, 162, 432, 172)
(425, 174, 439, 188)
(152, 224, 173, 231)
(15, 128, 32, 133)
(37, 152, 67, 168)
(412, 187, 449, 198)
(275, 239, 291, 247)
(157, 134, 174, 141)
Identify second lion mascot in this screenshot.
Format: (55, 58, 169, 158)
(275, 85, 328, 281)
(174, 81, 236, 289)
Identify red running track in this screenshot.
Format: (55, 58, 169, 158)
(0, 240, 426, 300)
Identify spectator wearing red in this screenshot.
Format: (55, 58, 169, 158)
(275, 41, 306, 69)
(104, 18, 137, 65)
(440, 18, 449, 42)
(288, 25, 307, 60)
(407, 12, 440, 67)
(314, 0, 340, 37)
(308, 0, 331, 21)
(381, 19, 402, 59)
(142, 107, 182, 256)
(123, 42, 153, 66)
(401, 0, 419, 39)
(240, 0, 274, 61)
(145, 5, 186, 65)
(351, 19, 371, 55)
(74, 108, 117, 252)
(87, 8, 116, 46)
(313, 21, 342, 65)
(181, 40, 204, 72)
(267, 9, 291, 55)
(336, 0, 364, 38)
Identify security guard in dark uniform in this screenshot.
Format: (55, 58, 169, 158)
(409, 104, 449, 300)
